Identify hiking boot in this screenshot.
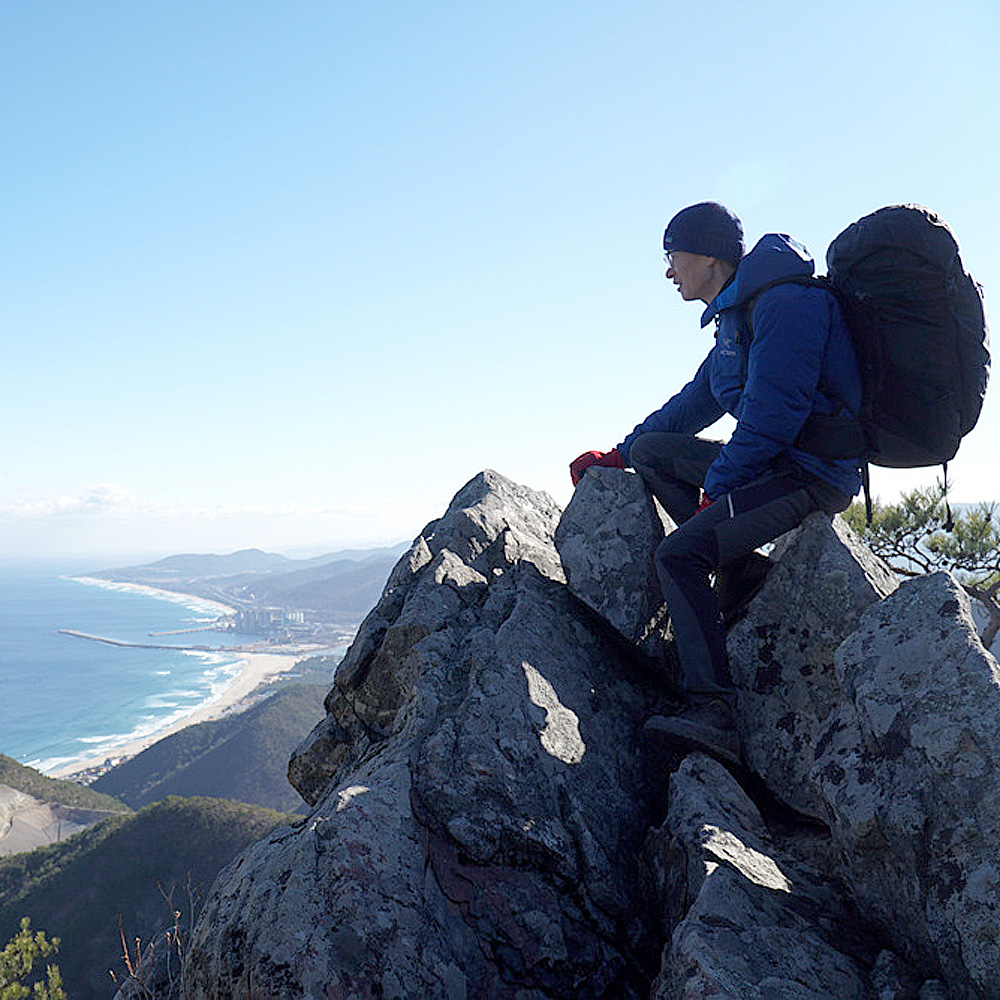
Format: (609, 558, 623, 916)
(641, 699, 741, 770)
(715, 552, 772, 627)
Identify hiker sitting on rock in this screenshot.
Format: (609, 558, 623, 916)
(569, 201, 862, 767)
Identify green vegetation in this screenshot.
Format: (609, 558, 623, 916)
(0, 758, 128, 814)
(289, 654, 341, 681)
(92, 684, 327, 813)
(0, 917, 66, 999)
(0, 797, 291, 1000)
(844, 483, 1000, 646)
(0, 815, 133, 913)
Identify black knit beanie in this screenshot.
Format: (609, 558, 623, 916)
(663, 202, 745, 266)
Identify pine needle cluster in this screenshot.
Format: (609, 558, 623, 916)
(844, 481, 1000, 646)
(0, 917, 66, 1000)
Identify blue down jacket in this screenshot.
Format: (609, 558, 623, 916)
(618, 234, 862, 499)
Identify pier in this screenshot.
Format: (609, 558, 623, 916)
(57, 629, 260, 653)
(57, 629, 213, 651)
(148, 625, 221, 637)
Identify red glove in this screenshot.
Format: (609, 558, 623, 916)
(697, 492, 713, 513)
(570, 448, 625, 485)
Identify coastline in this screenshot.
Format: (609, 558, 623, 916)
(50, 576, 328, 780)
(50, 645, 322, 779)
(70, 575, 238, 618)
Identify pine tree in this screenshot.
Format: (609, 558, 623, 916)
(0, 918, 67, 1000)
(843, 482, 1000, 647)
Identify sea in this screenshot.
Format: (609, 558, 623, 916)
(0, 561, 276, 775)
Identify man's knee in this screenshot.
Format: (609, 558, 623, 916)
(627, 434, 663, 476)
(629, 432, 712, 469)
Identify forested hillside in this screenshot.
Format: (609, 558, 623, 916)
(91, 685, 326, 812)
(0, 796, 289, 1000)
(0, 756, 128, 813)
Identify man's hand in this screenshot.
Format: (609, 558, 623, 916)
(570, 448, 625, 485)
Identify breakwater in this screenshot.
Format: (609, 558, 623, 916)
(57, 629, 256, 653)
(58, 629, 213, 651)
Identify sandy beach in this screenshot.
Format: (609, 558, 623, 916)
(12, 575, 343, 781)
(70, 575, 238, 618)
(50, 644, 325, 779)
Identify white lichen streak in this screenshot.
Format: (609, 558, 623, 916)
(521, 660, 586, 764)
(702, 825, 792, 892)
(336, 785, 371, 812)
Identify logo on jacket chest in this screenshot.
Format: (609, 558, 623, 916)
(710, 317, 748, 409)
(715, 321, 742, 359)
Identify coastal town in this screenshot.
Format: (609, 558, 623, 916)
(28, 546, 408, 788)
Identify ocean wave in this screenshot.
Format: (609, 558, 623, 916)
(144, 698, 183, 711)
(48, 699, 217, 771)
(34, 655, 250, 774)
(181, 648, 234, 662)
(150, 688, 203, 703)
(77, 733, 130, 746)
(32, 753, 89, 773)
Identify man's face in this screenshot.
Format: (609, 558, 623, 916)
(665, 250, 720, 303)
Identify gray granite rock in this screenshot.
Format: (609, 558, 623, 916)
(869, 950, 924, 1000)
(140, 471, 1000, 1000)
(182, 470, 662, 999)
(289, 470, 567, 805)
(646, 754, 874, 1000)
(554, 466, 672, 660)
(813, 572, 1000, 1000)
(726, 512, 898, 819)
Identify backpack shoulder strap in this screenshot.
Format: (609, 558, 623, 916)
(744, 275, 832, 341)
(742, 274, 868, 467)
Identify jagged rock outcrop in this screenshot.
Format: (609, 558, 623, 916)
(814, 572, 1000, 998)
(182, 471, 666, 999)
(646, 754, 874, 999)
(151, 469, 1000, 1000)
(554, 467, 673, 661)
(726, 512, 899, 819)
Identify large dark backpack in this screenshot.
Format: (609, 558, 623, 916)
(748, 205, 989, 522)
(817, 204, 990, 469)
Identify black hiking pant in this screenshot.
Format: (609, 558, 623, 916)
(629, 432, 851, 706)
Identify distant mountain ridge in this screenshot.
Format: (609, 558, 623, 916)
(116, 547, 320, 579)
(88, 543, 407, 586)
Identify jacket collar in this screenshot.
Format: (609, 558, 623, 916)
(701, 233, 815, 328)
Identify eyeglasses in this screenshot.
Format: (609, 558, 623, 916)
(663, 251, 676, 267)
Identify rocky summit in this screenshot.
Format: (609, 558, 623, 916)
(119, 468, 1000, 1000)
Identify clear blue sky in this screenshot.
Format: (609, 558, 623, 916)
(2, 0, 998, 560)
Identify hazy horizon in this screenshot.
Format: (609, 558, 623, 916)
(0, 536, 413, 569)
(4, 2, 997, 559)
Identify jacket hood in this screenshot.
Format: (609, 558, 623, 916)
(700, 233, 815, 328)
